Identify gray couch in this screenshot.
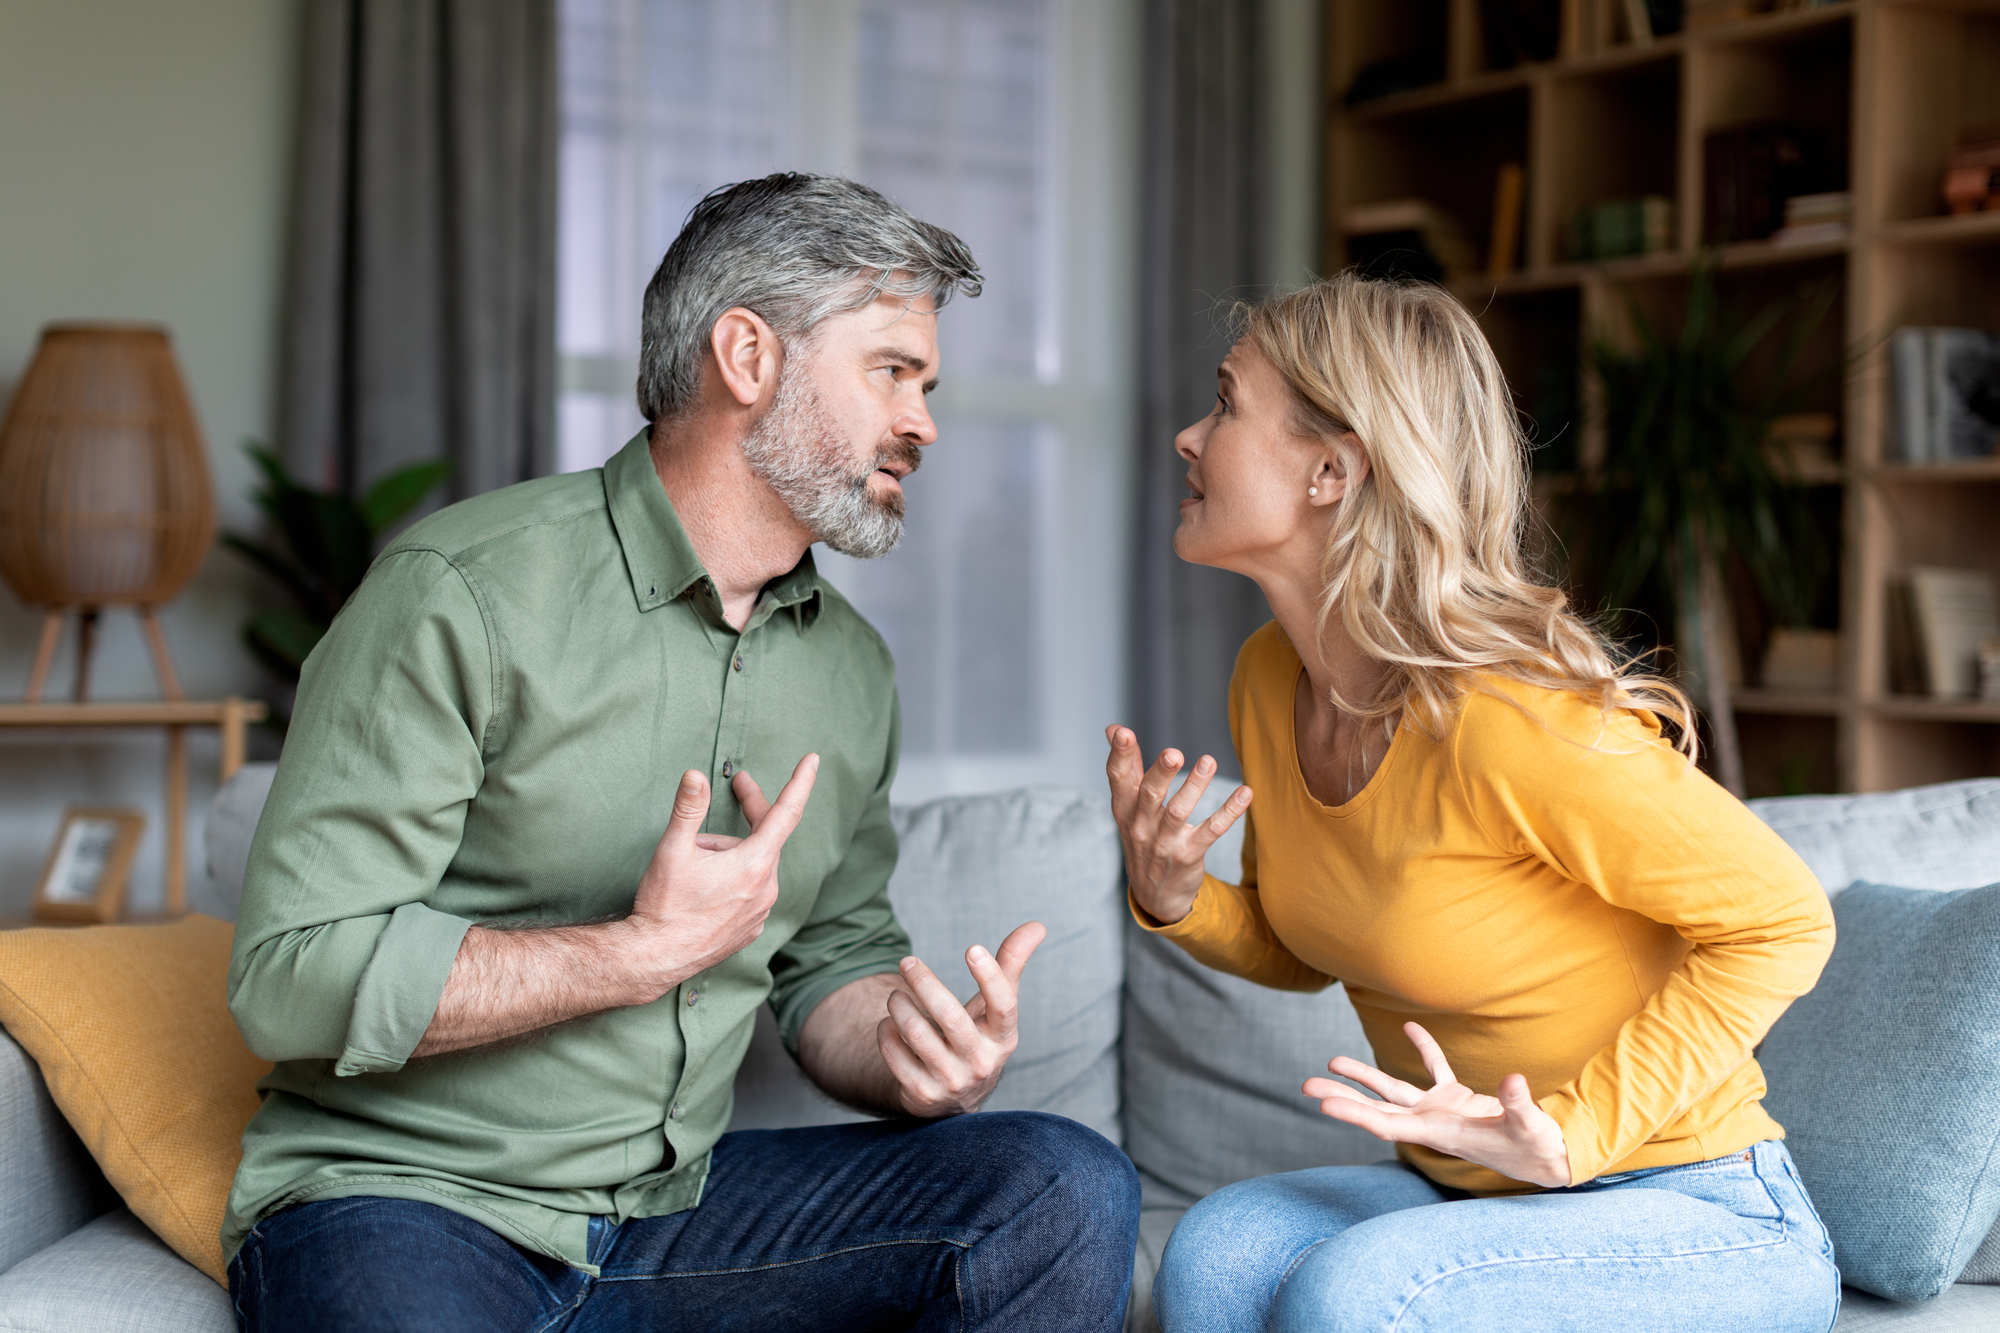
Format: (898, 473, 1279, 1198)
(2, 771, 1997, 1331)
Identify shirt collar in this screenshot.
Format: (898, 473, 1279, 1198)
(603, 430, 825, 630)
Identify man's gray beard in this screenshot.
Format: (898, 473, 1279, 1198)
(739, 364, 912, 559)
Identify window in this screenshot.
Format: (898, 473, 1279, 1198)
(559, 0, 1137, 799)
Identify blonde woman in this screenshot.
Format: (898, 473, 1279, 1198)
(1107, 274, 1841, 1331)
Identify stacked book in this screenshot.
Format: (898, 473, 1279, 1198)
(1566, 196, 1672, 262)
(1943, 132, 2000, 215)
(1771, 191, 1850, 246)
(1890, 328, 2000, 463)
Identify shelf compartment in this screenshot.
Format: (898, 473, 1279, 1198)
(1857, 713, 2000, 791)
(1732, 689, 1843, 716)
(1869, 697, 2000, 723)
(1736, 710, 1841, 797)
(1540, 53, 1684, 267)
(1476, 286, 1584, 471)
(1866, 0, 2000, 226)
(1338, 87, 1532, 275)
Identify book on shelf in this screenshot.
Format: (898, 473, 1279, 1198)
(1488, 163, 1526, 277)
(1566, 197, 1671, 262)
(1888, 327, 2000, 463)
(1771, 191, 1850, 246)
(1344, 200, 1480, 284)
(1904, 567, 1999, 701)
(1762, 627, 1838, 694)
(1703, 122, 1830, 245)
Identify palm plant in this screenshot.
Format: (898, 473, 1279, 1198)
(1580, 256, 1835, 795)
(223, 444, 452, 713)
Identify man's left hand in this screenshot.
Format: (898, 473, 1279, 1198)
(878, 921, 1046, 1117)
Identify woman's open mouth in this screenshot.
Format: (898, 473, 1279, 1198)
(1180, 478, 1204, 511)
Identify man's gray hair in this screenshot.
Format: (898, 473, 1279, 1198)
(637, 173, 982, 423)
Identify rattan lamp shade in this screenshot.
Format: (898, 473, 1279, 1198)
(0, 324, 215, 607)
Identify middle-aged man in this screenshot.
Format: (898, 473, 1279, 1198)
(222, 173, 1140, 1332)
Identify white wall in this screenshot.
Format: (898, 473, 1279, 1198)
(0, 0, 299, 913)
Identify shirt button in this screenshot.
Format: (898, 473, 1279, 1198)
(669, 1101, 684, 1121)
(732, 653, 744, 672)
(721, 760, 734, 778)
(685, 988, 699, 1007)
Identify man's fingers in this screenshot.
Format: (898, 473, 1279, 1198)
(885, 985, 962, 1068)
(1404, 1022, 1457, 1089)
(744, 753, 819, 851)
(895, 957, 983, 1049)
(992, 921, 1047, 986)
(732, 771, 771, 827)
(664, 771, 709, 849)
(692, 833, 743, 852)
(877, 1017, 943, 1106)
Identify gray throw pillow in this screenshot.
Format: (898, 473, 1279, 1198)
(1759, 880, 2000, 1303)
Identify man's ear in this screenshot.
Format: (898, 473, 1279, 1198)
(709, 307, 783, 409)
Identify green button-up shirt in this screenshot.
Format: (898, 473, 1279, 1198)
(224, 433, 909, 1272)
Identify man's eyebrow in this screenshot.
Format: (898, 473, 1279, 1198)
(870, 346, 939, 393)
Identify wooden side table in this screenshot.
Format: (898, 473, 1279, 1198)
(0, 699, 268, 914)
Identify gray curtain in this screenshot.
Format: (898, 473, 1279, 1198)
(281, 0, 557, 503)
(1130, 0, 1275, 773)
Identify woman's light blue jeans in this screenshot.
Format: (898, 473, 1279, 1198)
(1154, 1139, 1840, 1332)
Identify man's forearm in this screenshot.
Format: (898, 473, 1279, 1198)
(411, 919, 681, 1059)
(795, 972, 908, 1117)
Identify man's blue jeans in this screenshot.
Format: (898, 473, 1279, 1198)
(228, 1111, 1139, 1332)
(1155, 1139, 1841, 1333)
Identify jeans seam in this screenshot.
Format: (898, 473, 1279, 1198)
(1384, 1233, 1796, 1332)
(593, 1236, 971, 1283)
(528, 1282, 592, 1333)
(1276, 1238, 1335, 1293)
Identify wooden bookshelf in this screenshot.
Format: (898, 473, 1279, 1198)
(1326, 0, 2000, 795)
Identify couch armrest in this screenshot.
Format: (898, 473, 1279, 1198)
(0, 1031, 113, 1273)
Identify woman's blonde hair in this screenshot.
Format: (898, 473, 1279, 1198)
(1239, 271, 1697, 755)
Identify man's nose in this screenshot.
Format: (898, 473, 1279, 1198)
(899, 395, 938, 446)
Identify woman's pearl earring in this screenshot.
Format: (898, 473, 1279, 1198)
(1308, 486, 1319, 497)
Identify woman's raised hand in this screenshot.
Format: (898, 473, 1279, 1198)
(1303, 1021, 1573, 1189)
(1104, 725, 1252, 927)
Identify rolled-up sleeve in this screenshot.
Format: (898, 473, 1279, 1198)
(227, 549, 491, 1074)
(767, 695, 912, 1055)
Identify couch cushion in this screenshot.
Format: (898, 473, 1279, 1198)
(1748, 780, 2000, 893)
(0, 1033, 112, 1274)
(729, 787, 1127, 1143)
(198, 763, 276, 923)
(0, 918, 269, 1286)
(1833, 1282, 2000, 1330)
(0, 1210, 232, 1333)
(1760, 882, 2000, 1302)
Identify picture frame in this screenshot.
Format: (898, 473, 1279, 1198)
(33, 807, 144, 924)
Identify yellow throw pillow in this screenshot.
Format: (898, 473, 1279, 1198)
(0, 914, 269, 1285)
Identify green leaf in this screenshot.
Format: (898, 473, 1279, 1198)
(244, 609, 328, 678)
(360, 459, 453, 536)
(219, 533, 317, 605)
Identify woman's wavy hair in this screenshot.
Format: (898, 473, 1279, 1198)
(1238, 271, 1697, 756)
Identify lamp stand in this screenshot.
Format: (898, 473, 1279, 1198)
(24, 605, 185, 704)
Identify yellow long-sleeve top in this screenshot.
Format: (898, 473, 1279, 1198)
(1141, 622, 1835, 1195)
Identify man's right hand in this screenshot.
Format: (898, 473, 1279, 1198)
(1105, 725, 1249, 927)
(623, 755, 820, 994)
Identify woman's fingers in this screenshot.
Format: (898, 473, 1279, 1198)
(1403, 1022, 1457, 1089)
(1327, 1055, 1426, 1108)
(1303, 1077, 1401, 1109)
(1193, 785, 1253, 849)
(1105, 726, 1146, 820)
(1162, 755, 1217, 824)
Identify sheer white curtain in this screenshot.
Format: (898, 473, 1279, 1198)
(557, 0, 1139, 800)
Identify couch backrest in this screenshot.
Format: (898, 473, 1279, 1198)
(1746, 780, 2000, 892)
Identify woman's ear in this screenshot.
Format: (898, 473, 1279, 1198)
(1308, 433, 1370, 505)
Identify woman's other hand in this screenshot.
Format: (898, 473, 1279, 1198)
(1104, 725, 1252, 927)
(1304, 1021, 1573, 1189)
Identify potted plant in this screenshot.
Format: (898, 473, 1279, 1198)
(223, 445, 451, 727)
(1577, 256, 1835, 796)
